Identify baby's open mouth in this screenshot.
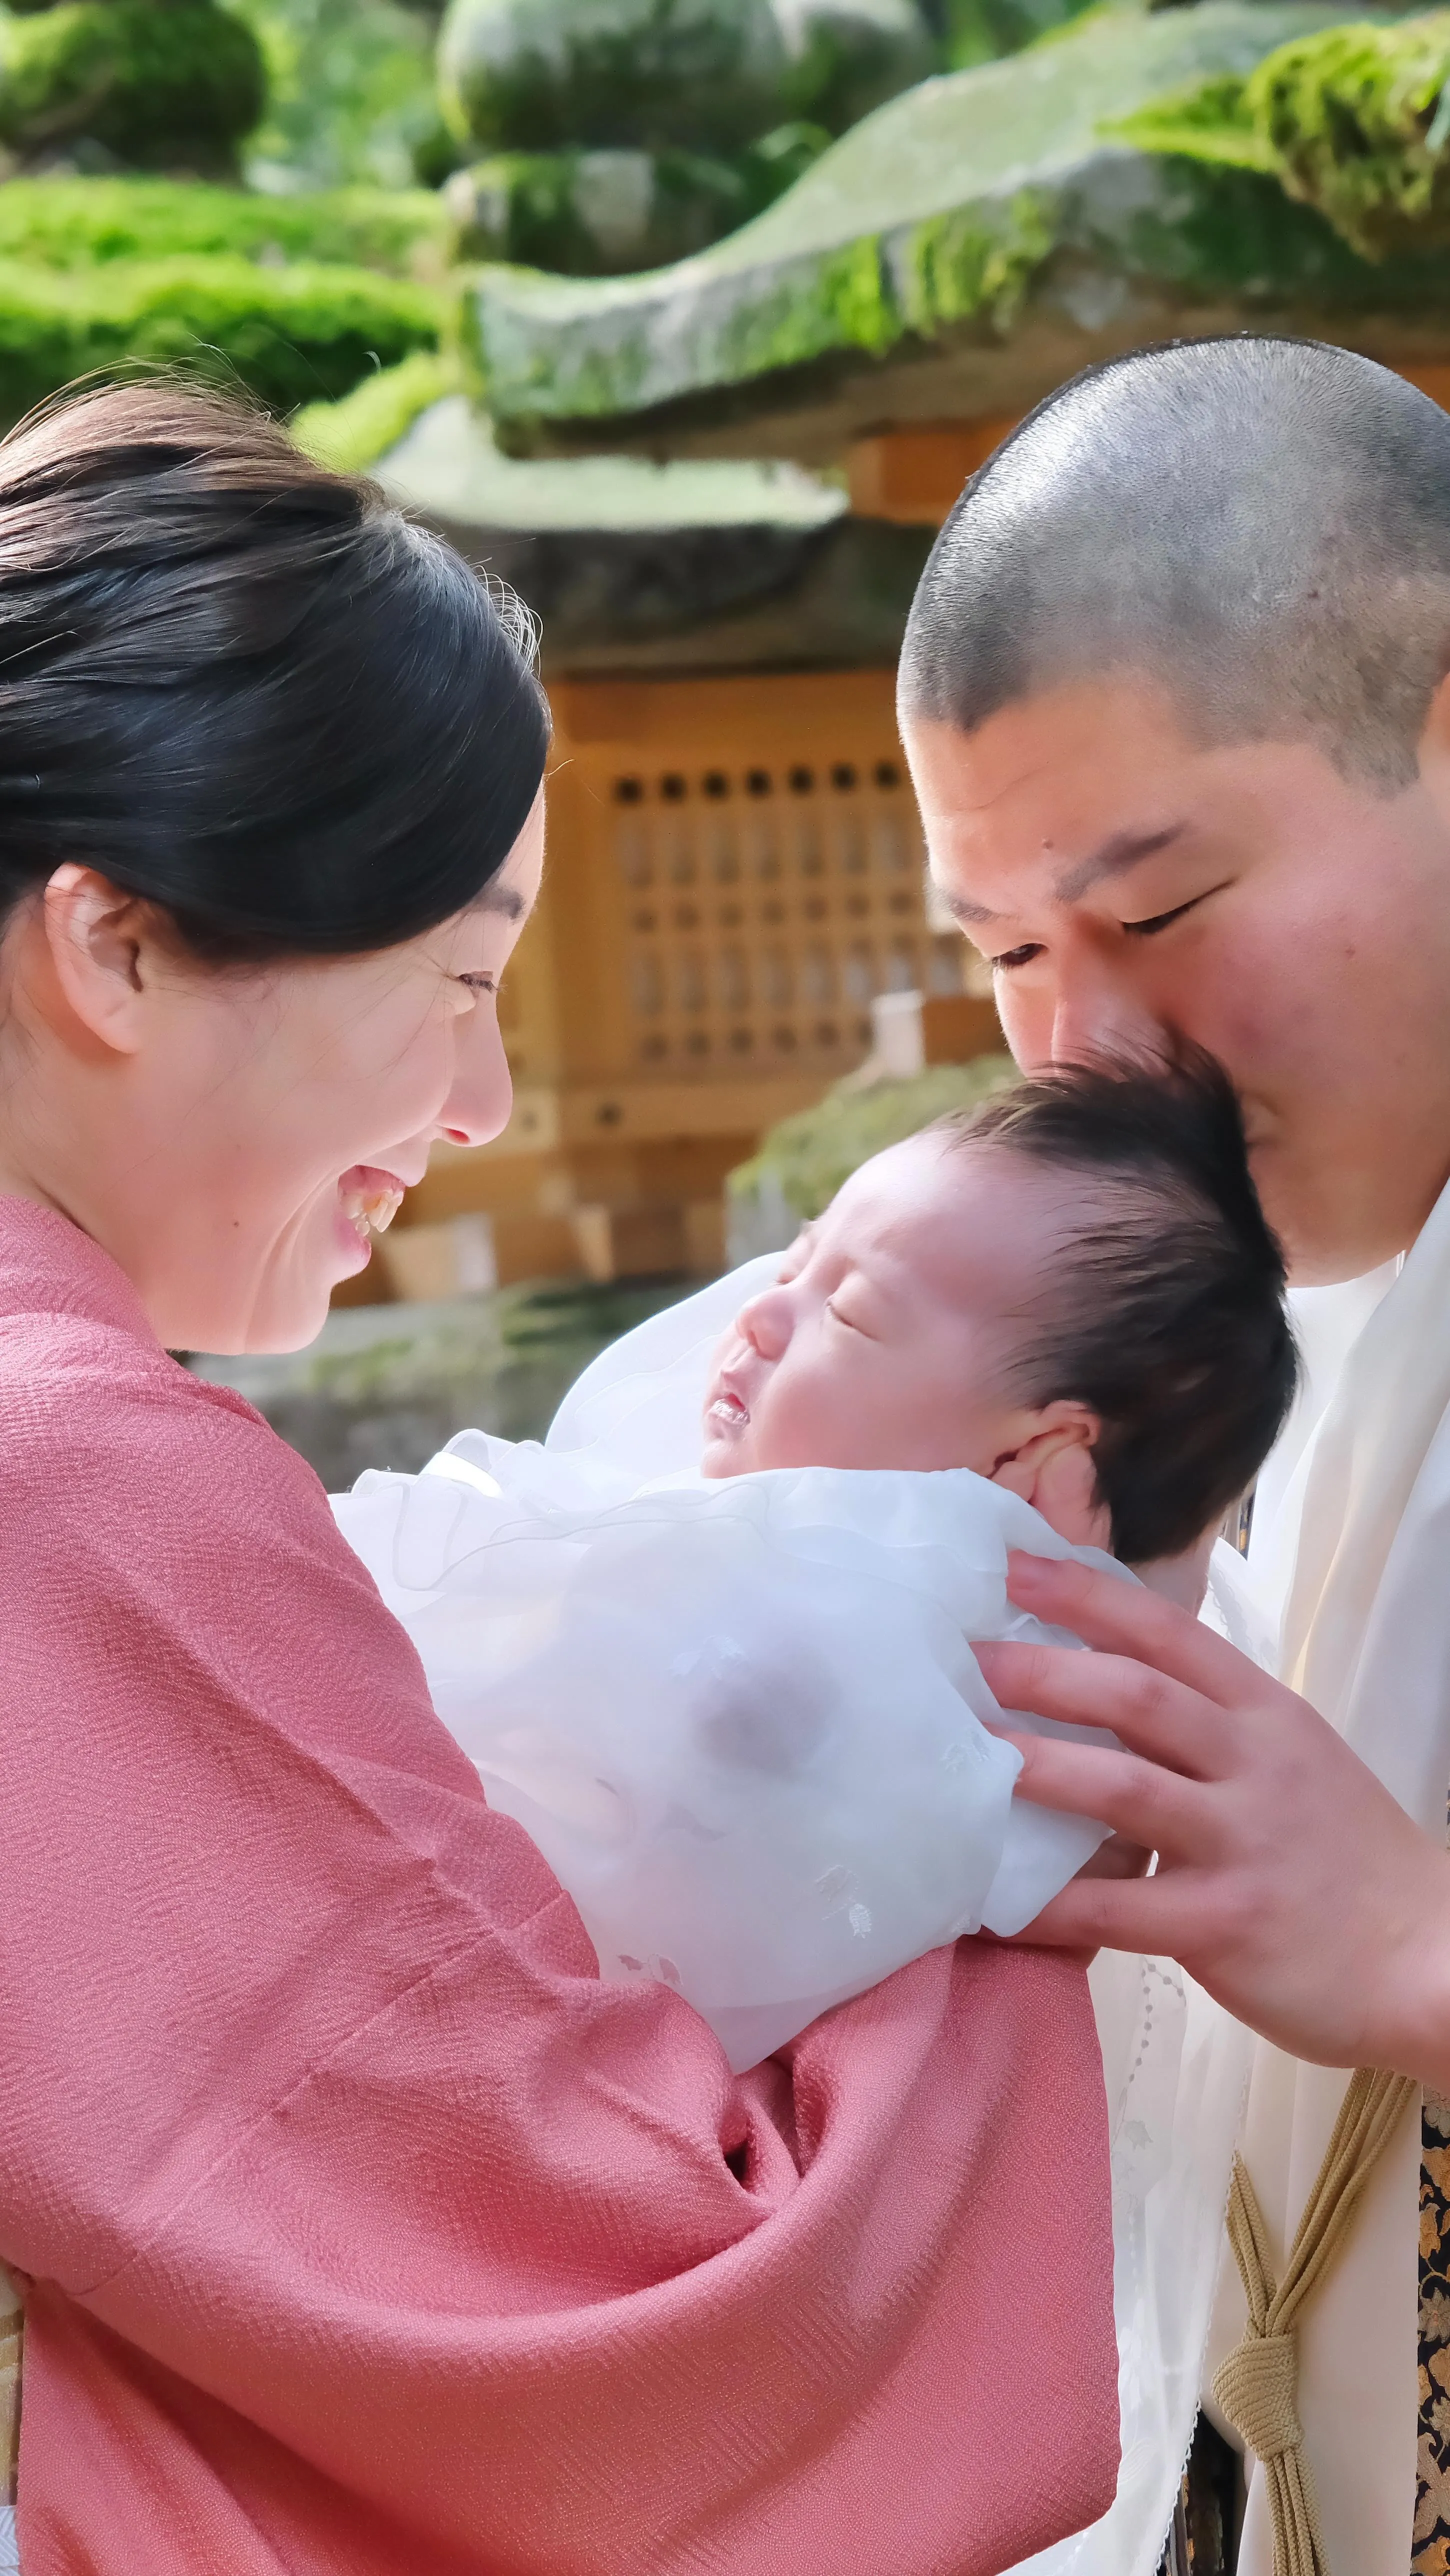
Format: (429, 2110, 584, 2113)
(707, 1389, 750, 1428)
(339, 1167, 406, 1246)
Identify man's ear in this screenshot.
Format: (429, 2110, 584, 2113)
(990, 1402, 1112, 1550)
(40, 866, 152, 1057)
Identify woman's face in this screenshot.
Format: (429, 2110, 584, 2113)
(18, 792, 546, 1356)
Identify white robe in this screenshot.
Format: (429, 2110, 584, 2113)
(1009, 1214, 1440, 2576)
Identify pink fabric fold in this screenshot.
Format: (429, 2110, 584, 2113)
(0, 1200, 1118, 2574)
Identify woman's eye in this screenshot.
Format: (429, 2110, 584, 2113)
(457, 972, 497, 996)
(990, 942, 1044, 973)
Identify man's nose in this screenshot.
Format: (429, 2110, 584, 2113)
(1015, 954, 1170, 1070)
(736, 1286, 792, 1360)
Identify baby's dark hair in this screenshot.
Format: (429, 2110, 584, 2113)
(942, 1054, 1298, 1564)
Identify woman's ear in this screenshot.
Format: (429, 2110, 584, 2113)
(990, 1403, 1112, 1550)
(40, 866, 152, 1056)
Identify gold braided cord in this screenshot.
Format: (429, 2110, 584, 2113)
(1212, 2066, 1419, 2576)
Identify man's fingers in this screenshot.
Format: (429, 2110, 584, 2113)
(978, 1638, 1225, 1777)
(1076, 1830, 1152, 1883)
(1007, 1872, 1191, 1954)
(996, 1727, 1217, 1856)
(1004, 1550, 1264, 1707)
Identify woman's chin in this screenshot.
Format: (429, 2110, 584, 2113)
(332, 1198, 376, 1274)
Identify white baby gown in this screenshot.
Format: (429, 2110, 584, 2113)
(334, 1254, 1118, 2071)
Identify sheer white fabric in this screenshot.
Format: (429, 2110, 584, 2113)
(336, 1258, 1118, 2070)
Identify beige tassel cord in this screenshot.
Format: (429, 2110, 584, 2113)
(1212, 2066, 1418, 2576)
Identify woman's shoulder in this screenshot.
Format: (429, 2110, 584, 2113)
(0, 1216, 334, 1564)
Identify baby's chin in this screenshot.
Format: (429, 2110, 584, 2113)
(700, 1423, 753, 1480)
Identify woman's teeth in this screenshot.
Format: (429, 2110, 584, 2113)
(340, 1183, 404, 1242)
(708, 1392, 749, 1427)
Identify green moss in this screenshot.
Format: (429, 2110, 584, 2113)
(0, 256, 444, 432)
(1107, 70, 1277, 170)
(1112, 15, 1450, 260)
(730, 1056, 1018, 1224)
(290, 349, 456, 470)
(1249, 14, 1450, 256)
(0, 178, 449, 276)
(0, 0, 266, 172)
(901, 188, 1053, 334)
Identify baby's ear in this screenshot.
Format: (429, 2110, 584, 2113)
(990, 1406, 1113, 1550)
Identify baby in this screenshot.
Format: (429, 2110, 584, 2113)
(700, 1058, 1295, 1601)
(337, 1056, 1294, 2069)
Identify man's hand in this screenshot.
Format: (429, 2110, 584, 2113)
(976, 1552, 1450, 2086)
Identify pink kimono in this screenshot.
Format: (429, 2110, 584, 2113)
(0, 1200, 1118, 2574)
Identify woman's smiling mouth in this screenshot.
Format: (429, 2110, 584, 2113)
(338, 1166, 407, 1247)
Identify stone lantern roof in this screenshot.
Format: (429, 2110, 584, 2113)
(468, 0, 1450, 471)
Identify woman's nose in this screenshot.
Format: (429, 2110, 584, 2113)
(736, 1286, 792, 1361)
(438, 1007, 512, 1150)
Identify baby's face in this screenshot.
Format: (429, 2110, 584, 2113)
(702, 1132, 1068, 1480)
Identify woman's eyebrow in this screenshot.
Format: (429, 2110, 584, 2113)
(481, 880, 528, 922)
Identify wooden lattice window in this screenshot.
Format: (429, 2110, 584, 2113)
(609, 756, 960, 1074)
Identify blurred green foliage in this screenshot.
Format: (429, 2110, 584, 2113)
(0, 174, 449, 271)
(944, 0, 1098, 72)
(730, 1057, 1018, 1225)
(228, 0, 444, 188)
(291, 343, 451, 464)
(0, 252, 442, 426)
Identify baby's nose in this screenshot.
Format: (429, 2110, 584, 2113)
(736, 1286, 792, 1360)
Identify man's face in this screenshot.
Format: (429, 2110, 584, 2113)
(906, 674, 1450, 1283)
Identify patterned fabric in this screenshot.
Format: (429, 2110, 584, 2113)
(1416, 2095, 1450, 2568)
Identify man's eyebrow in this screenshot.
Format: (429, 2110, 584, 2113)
(1052, 824, 1185, 904)
(938, 883, 1002, 927)
(932, 824, 1186, 928)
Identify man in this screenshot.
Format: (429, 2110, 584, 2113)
(898, 336, 1450, 2576)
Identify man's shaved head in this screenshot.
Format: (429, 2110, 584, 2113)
(900, 337, 1450, 793)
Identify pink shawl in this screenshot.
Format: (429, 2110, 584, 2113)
(0, 1200, 1118, 2574)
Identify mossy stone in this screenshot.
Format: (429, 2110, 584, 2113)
(776, 0, 938, 134)
(444, 126, 829, 272)
(468, 4, 1409, 446)
(0, 0, 266, 174)
(438, 0, 788, 156)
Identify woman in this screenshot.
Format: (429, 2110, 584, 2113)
(0, 384, 1118, 2575)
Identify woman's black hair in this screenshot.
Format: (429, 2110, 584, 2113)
(0, 382, 551, 960)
